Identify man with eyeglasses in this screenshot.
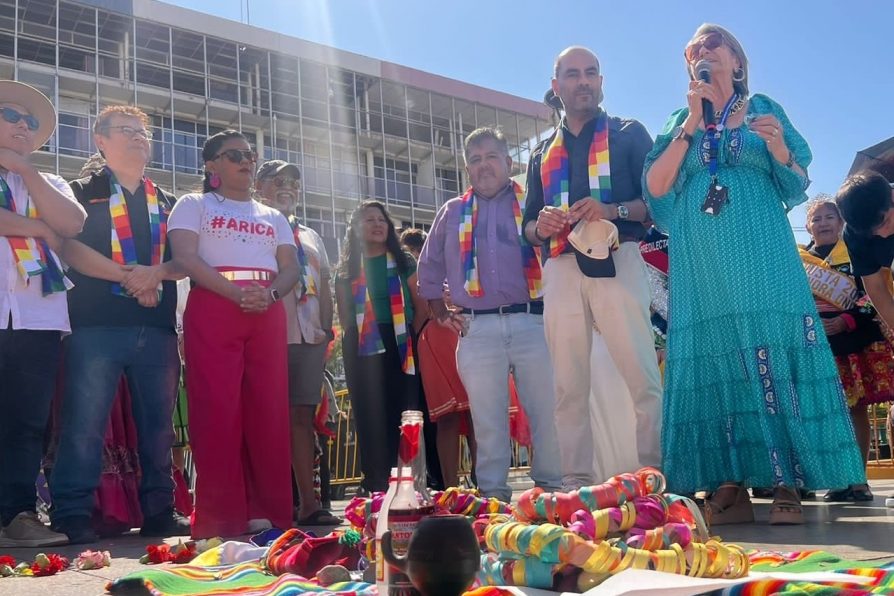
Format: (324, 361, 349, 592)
(0, 81, 86, 548)
(255, 160, 341, 526)
(50, 105, 189, 544)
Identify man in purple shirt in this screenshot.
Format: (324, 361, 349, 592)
(417, 127, 561, 502)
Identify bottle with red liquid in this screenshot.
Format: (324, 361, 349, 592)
(386, 410, 435, 596)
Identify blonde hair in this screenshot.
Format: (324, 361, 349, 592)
(686, 24, 750, 97)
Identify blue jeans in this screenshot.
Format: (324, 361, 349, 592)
(50, 326, 180, 523)
(456, 312, 562, 502)
(0, 328, 61, 526)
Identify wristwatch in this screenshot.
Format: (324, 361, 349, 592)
(672, 125, 694, 144)
(616, 204, 629, 220)
(269, 288, 281, 302)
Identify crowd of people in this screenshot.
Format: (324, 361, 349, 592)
(2, 22, 894, 548)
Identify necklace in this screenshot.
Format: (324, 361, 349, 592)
(714, 96, 746, 120)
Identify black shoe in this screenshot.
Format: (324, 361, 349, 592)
(139, 510, 191, 538)
(823, 487, 853, 502)
(52, 516, 98, 545)
(850, 485, 874, 502)
(751, 487, 774, 499)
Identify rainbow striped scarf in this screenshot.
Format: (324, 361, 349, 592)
(108, 169, 167, 297)
(289, 216, 317, 301)
(540, 112, 612, 257)
(351, 252, 415, 374)
(0, 174, 72, 295)
(459, 181, 542, 299)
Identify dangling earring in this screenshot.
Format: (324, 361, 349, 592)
(209, 172, 221, 189)
(732, 67, 746, 82)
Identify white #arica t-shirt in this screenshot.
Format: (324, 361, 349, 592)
(168, 192, 295, 271)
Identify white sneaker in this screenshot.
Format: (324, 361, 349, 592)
(885, 496, 894, 508)
(246, 518, 272, 533)
(0, 512, 68, 547)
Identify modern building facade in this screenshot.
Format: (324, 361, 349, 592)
(1, 0, 554, 256)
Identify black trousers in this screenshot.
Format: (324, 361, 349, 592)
(344, 324, 418, 492)
(0, 327, 61, 526)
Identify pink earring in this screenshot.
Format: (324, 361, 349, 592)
(209, 172, 221, 189)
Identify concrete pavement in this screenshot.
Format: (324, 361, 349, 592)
(1, 479, 892, 596)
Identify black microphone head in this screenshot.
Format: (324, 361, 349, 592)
(695, 60, 712, 83)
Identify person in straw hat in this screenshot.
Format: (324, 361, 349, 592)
(0, 80, 86, 547)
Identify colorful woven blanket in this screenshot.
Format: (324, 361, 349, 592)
(106, 561, 374, 596)
(107, 530, 367, 596)
(711, 550, 894, 595)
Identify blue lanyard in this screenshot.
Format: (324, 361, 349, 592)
(708, 94, 739, 178)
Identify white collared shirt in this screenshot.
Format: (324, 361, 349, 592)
(284, 224, 331, 344)
(0, 171, 77, 332)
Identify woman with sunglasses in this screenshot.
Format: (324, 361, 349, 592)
(168, 130, 299, 538)
(334, 201, 428, 494)
(643, 24, 864, 525)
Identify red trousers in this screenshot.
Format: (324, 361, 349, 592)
(183, 287, 292, 538)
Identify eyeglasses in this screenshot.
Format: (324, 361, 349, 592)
(684, 31, 725, 62)
(0, 107, 39, 131)
(271, 177, 300, 190)
(213, 149, 258, 164)
(102, 125, 153, 140)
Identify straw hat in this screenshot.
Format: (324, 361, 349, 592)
(0, 80, 57, 151)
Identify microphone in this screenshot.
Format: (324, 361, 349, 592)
(695, 60, 714, 127)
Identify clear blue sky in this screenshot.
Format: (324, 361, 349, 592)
(170, 0, 893, 240)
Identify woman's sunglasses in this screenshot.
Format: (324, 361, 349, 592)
(1, 107, 40, 131)
(213, 149, 258, 164)
(684, 32, 724, 62)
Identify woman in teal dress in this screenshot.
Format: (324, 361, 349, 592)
(643, 23, 865, 526)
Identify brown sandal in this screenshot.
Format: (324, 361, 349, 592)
(704, 483, 754, 526)
(769, 486, 804, 525)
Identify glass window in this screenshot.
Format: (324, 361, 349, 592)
(299, 60, 327, 102)
(170, 29, 204, 76)
(0, 2, 15, 35)
(57, 112, 93, 158)
(59, 2, 95, 51)
(96, 11, 130, 80)
(134, 20, 169, 67)
(18, 0, 56, 41)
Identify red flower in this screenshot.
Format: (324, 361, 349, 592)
(172, 547, 195, 564)
(30, 553, 69, 576)
(0, 555, 16, 567)
(146, 544, 173, 564)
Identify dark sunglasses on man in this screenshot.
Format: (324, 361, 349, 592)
(0, 107, 40, 131)
(271, 177, 300, 190)
(214, 149, 258, 164)
(684, 31, 724, 62)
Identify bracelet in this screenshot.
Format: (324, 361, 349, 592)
(784, 151, 795, 169)
(533, 224, 550, 243)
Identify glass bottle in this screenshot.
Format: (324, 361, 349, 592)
(375, 466, 408, 594)
(386, 411, 435, 596)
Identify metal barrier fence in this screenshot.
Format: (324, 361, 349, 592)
(324, 389, 532, 490)
(868, 403, 894, 478)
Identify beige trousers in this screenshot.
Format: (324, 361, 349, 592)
(542, 246, 663, 488)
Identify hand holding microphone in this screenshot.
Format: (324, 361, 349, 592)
(685, 61, 723, 127)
